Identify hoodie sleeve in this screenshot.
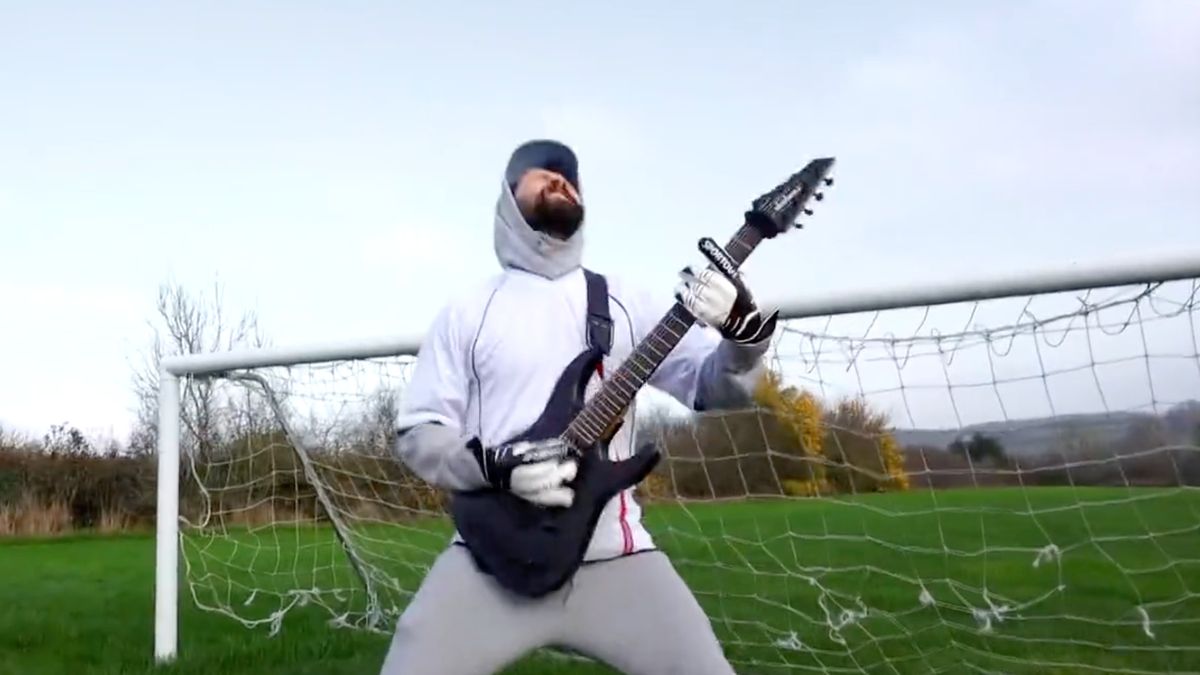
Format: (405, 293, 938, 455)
(392, 302, 489, 492)
(631, 285, 769, 412)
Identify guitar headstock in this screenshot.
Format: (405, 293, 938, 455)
(745, 157, 836, 238)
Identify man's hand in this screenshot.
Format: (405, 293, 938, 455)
(675, 264, 778, 345)
(469, 437, 578, 508)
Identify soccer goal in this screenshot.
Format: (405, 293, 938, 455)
(155, 253, 1200, 673)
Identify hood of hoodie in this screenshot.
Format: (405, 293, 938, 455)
(493, 178, 584, 279)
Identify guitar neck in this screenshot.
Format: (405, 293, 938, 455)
(564, 222, 766, 448)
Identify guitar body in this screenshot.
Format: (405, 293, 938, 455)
(448, 346, 661, 598)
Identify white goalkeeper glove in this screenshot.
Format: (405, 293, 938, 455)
(675, 264, 777, 345)
(469, 437, 578, 508)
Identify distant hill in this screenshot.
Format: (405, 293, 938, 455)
(895, 400, 1200, 457)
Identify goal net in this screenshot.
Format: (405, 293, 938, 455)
(172, 274, 1200, 673)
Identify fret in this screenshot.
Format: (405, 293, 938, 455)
(571, 414, 603, 442)
(656, 321, 681, 337)
(656, 323, 682, 341)
(631, 355, 655, 377)
(626, 358, 650, 379)
(610, 375, 638, 399)
(645, 333, 670, 355)
(571, 409, 589, 429)
(563, 424, 591, 450)
(595, 391, 621, 415)
(593, 394, 622, 419)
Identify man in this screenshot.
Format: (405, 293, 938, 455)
(381, 139, 777, 674)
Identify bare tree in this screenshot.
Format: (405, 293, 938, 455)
(0, 423, 35, 453)
(317, 385, 400, 458)
(363, 386, 399, 456)
(129, 279, 268, 459)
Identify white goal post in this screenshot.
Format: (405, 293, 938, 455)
(154, 252, 1200, 671)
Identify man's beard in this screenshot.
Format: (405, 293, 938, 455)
(528, 190, 584, 240)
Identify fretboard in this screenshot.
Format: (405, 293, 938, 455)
(563, 222, 766, 448)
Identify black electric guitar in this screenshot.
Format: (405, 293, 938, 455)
(450, 157, 837, 598)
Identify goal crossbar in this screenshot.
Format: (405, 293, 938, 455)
(770, 250, 1200, 321)
(161, 250, 1200, 378)
(153, 250, 1200, 663)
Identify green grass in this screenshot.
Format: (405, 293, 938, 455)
(3, 487, 1200, 674)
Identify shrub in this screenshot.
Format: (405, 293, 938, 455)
(753, 369, 829, 492)
(948, 432, 1008, 466)
(822, 397, 910, 494)
(0, 424, 155, 536)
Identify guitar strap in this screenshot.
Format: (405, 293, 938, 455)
(582, 268, 613, 357)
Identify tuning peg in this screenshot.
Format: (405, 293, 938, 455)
(823, 177, 834, 186)
(803, 208, 814, 216)
(814, 192, 825, 201)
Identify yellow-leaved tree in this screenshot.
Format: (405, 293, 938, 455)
(752, 368, 829, 496)
(821, 397, 911, 493)
(753, 366, 910, 496)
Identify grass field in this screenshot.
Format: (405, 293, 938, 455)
(3, 487, 1200, 674)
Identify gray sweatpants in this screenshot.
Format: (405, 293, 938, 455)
(378, 544, 735, 674)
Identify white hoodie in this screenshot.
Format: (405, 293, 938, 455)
(393, 177, 769, 562)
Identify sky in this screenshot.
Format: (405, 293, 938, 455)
(1, 0, 1198, 443)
